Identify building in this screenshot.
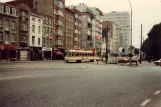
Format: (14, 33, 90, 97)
(103, 11, 130, 51)
(111, 23, 119, 54)
(102, 21, 112, 53)
(90, 7, 103, 56)
(0, 3, 18, 61)
(69, 3, 95, 50)
(29, 12, 43, 61)
(6, 0, 56, 60)
(64, 8, 74, 50)
(17, 4, 30, 61)
(53, 0, 65, 57)
(69, 8, 82, 50)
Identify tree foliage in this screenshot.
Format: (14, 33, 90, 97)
(141, 23, 161, 59)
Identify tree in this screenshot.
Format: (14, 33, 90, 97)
(141, 23, 161, 59)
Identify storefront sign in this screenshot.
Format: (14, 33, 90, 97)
(0, 45, 16, 50)
(42, 47, 52, 51)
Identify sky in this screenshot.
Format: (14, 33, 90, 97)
(1, 0, 161, 48)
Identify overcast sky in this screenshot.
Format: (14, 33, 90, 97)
(2, 0, 161, 48)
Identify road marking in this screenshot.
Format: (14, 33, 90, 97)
(0, 75, 47, 81)
(153, 90, 161, 95)
(0, 76, 26, 81)
(140, 99, 151, 106)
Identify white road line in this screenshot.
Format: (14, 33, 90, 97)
(0, 75, 46, 81)
(153, 90, 161, 95)
(140, 99, 151, 106)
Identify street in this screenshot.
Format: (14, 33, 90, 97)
(0, 61, 161, 107)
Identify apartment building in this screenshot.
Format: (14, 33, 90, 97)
(69, 4, 95, 50)
(29, 13, 43, 60)
(69, 8, 82, 50)
(65, 8, 74, 50)
(0, 3, 18, 61)
(7, 0, 55, 60)
(90, 7, 103, 56)
(53, 0, 65, 55)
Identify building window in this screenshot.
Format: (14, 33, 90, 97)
(0, 4, 4, 13)
(11, 34, 15, 42)
(5, 20, 9, 29)
(0, 32, 2, 41)
(5, 6, 10, 15)
(5, 33, 9, 42)
(0, 19, 2, 27)
(56, 39, 63, 45)
(58, 10, 64, 17)
(46, 38, 49, 46)
(55, 30, 63, 36)
(50, 39, 52, 45)
(12, 8, 17, 16)
(38, 19, 41, 23)
(43, 38, 45, 45)
(38, 26, 41, 34)
(75, 14, 78, 18)
(47, 27, 49, 34)
(50, 28, 52, 34)
(32, 17, 35, 21)
(38, 38, 40, 45)
(32, 36, 35, 45)
(24, 24, 27, 31)
(12, 21, 16, 30)
(57, 1, 63, 8)
(43, 27, 46, 34)
(32, 25, 35, 33)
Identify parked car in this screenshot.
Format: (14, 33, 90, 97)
(154, 59, 161, 66)
(118, 57, 129, 63)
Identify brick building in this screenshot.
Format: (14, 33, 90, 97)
(71, 8, 82, 50)
(0, 3, 18, 61)
(65, 8, 74, 50)
(53, 0, 65, 59)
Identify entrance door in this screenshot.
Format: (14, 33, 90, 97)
(20, 50, 28, 61)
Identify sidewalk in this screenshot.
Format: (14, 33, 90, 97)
(0, 60, 64, 64)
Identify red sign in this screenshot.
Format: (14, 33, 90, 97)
(0, 45, 16, 50)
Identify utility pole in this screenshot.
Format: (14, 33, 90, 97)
(105, 25, 109, 64)
(140, 24, 142, 64)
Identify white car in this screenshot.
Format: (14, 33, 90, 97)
(154, 59, 161, 66)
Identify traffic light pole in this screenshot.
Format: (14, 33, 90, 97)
(105, 26, 108, 64)
(140, 24, 142, 64)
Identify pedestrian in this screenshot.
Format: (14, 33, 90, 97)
(136, 56, 138, 66)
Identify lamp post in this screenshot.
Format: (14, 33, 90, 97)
(128, 0, 133, 65)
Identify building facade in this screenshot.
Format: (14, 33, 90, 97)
(90, 7, 103, 56)
(29, 13, 43, 60)
(0, 3, 18, 61)
(53, 0, 65, 53)
(69, 4, 95, 50)
(103, 11, 130, 51)
(72, 8, 82, 50)
(65, 8, 74, 50)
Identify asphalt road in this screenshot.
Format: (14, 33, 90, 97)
(0, 61, 161, 107)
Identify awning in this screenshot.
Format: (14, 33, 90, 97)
(54, 51, 63, 55)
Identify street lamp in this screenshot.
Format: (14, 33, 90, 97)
(128, 0, 133, 65)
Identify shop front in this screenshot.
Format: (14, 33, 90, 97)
(29, 47, 43, 61)
(42, 47, 52, 60)
(17, 47, 29, 61)
(0, 45, 17, 61)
